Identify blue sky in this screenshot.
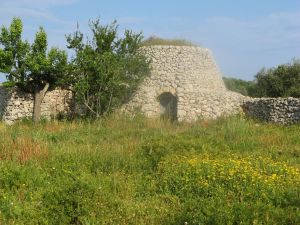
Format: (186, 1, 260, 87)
(0, 0, 299, 82)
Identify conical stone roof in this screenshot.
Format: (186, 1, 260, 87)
(124, 45, 244, 121)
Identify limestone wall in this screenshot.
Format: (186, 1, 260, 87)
(243, 98, 300, 124)
(124, 45, 245, 121)
(0, 86, 73, 124)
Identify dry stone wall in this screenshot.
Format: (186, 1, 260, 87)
(124, 45, 245, 121)
(243, 98, 300, 124)
(0, 86, 73, 124)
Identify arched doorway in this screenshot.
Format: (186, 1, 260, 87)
(158, 92, 178, 121)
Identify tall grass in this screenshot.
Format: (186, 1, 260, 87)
(141, 36, 196, 47)
(0, 115, 299, 224)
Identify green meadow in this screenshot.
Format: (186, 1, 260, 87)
(0, 115, 299, 224)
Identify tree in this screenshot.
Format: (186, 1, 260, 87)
(252, 60, 300, 97)
(0, 18, 68, 123)
(67, 19, 150, 117)
(223, 77, 255, 96)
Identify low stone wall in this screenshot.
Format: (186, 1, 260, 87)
(242, 98, 300, 124)
(2, 84, 300, 125)
(0, 86, 74, 124)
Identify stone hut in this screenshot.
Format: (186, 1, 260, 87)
(124, 45, 244, 121)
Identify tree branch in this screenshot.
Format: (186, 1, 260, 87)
(84, 102, 97, 115)
(41, 82, 50, 98)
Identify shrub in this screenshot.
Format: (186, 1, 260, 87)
(251, 59, 300, 97)
(67, 19, 150, 118)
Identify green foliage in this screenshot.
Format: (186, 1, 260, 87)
(67, 19, 150, 117)
(223, 59, 300, 98)
(0, 18, 68, 92)
(0, 17, 68, 123)
(252, 59, 300, 97)
(0, 17, 29, 83)
(142, 36, 196, 46)
(1, 81, 16, 88)
(0, 116, 299, 224)
(223, 77, 255, 96)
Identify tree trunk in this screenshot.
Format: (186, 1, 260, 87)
(33, 83, 49, 124)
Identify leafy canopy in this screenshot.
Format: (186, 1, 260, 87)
(224, 59, 300, 97)
(223, 77, 255, 96)
(252, 59, 300, 97)
(67, 19, 150, 117)
(0, 17, 68, 92)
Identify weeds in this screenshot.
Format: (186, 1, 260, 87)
(0, 136, 48, 164)
(142, 36, 196, 47)
(0, 115, 299, 224)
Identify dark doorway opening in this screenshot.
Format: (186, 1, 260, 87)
(158, 92, 178, 121)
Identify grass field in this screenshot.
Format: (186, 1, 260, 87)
(0, 114, 299, 224)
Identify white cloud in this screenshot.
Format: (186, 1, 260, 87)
(187, 11, 300, 79)
(201, 11, 300, 51)
(0, 0, 77, 9)
(0, 0, 78, 25)
(0, 0, 78, 56)
(0, 7, 73, 26)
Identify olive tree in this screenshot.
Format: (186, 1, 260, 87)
(67, 19, 150, 117)
(0, 18, 68, 123)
